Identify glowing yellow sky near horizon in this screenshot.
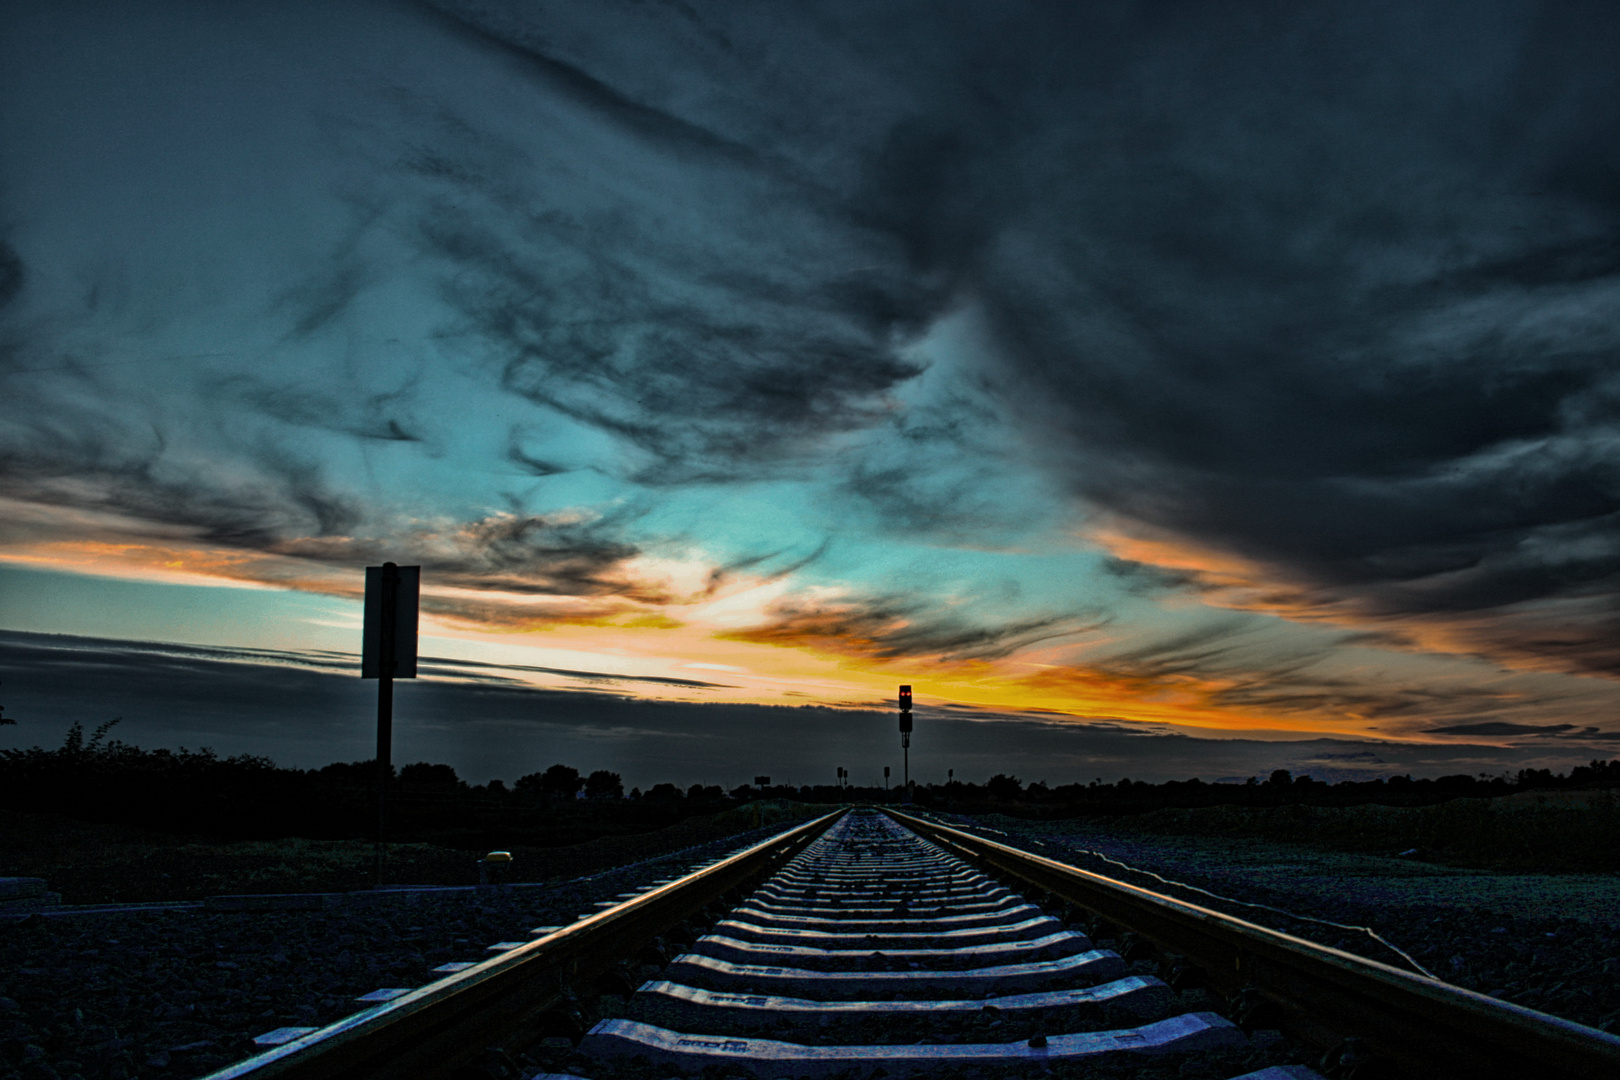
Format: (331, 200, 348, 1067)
(2, 530, 1589, 750)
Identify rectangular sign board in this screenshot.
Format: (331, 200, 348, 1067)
(361, 564, 420, 679)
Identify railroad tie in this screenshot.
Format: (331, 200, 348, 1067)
(578, 809, 1311, 1080)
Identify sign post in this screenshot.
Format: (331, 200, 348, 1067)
(362, 563, 419, 885)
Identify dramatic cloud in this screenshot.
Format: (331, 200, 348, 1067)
(3, 1, 1620, 750)
(391, 0, 1620, 676)
(389, 5, 943, 485)
(722, 591, 1099, 663)
(963, 5, 1620, 675)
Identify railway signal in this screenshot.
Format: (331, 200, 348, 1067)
(362, 562, 420, 885)
(898, 685, 913, 803)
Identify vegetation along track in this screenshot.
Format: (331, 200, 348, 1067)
(204, 808, 1620, 1080)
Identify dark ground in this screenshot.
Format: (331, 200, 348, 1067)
(0, 802, 812, 905)
(3, 800, 1616, 1080)
(0, 806, 820, 1080)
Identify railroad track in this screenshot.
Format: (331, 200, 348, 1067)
(207, 807, 1620, 1080)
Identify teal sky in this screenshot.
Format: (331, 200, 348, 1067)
(4, 0, 1620, 775)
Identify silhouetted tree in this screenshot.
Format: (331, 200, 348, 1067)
(400, 762, 463, 791)
(986, 774, 1023, 800)
(540, 764, 583, 798)
(585, 770, 624, 799)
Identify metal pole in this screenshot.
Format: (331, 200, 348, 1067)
(376, 562, 398, 887)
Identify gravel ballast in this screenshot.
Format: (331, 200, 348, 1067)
(946, 813, 1620, 1034)
(0, 824, 796, 1080)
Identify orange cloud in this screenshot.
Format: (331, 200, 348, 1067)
(1088, 517, 1620, 683)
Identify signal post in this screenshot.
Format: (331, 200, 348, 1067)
(899, 685, 913, 803)
(362, 562, 420, 885)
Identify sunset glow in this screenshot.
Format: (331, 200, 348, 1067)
(5, 0, 1620, 782)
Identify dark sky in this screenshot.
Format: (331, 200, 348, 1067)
(2, 1, 1620, 767)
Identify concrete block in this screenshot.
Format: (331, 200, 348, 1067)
(666, 947, 1127, 1000)
(580, 1012, 1246, 1078)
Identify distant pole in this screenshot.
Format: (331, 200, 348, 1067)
(884, 765, 890, 791)
(898, 685, 912, 803)
(363, 563, 419, 888)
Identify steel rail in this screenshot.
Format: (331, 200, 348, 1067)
(888, 808, 1620, 1080)
(203, 810, 846, 1080)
